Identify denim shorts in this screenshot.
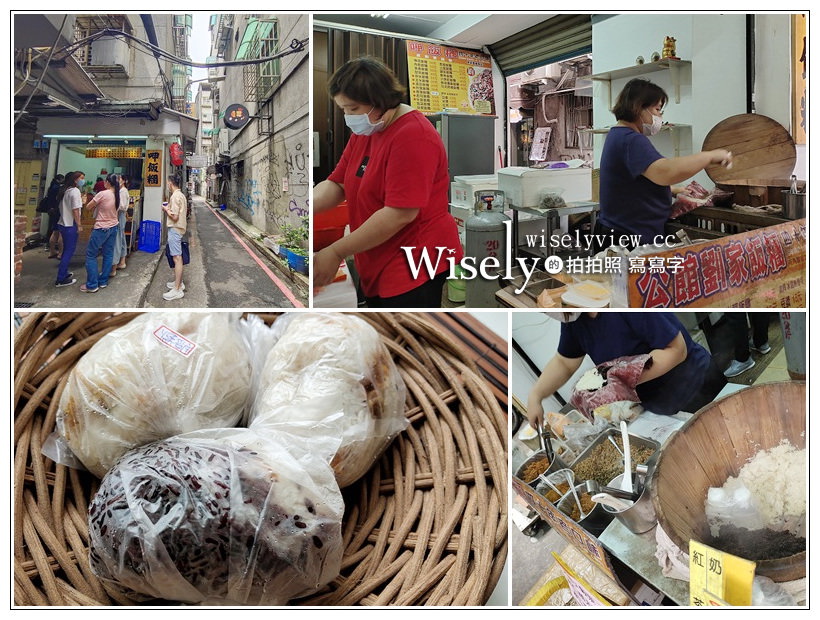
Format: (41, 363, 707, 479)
(167, 228, 183, 256)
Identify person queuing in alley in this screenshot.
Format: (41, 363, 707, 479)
(312, 56, 462, 308)
(162, 173, 188, 301)
(93, 175, 106, 194)
(42, 173, 64, 259)
(110, 174, 130, 277)
(54, 171, 85, 288)
(595, 78, 734, 251)
(80, 173, 121, 293)
(526, 312, 726, 430)
(723, 312, 774, 377)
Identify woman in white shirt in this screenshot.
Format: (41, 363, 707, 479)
(54, 171, 85, 287)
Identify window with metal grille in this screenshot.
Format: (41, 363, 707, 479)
(241, 18, 280, 104)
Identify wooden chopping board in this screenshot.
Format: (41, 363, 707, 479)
(701, 113, 796, 183)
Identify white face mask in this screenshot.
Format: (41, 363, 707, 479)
(642, 113, 663, 137)
(344, 106, 384, 136)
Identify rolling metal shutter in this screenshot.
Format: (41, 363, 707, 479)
(488, 14, 592, 76)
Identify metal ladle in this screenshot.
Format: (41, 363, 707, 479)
(585, 479, 640, 502)
(568, 481, 587, 520)
(591, 493, 634, 512)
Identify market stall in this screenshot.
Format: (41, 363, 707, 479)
(513, 381, 806, 606)
(510, 311, 808, 605)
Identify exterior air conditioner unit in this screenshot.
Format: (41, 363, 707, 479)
(89, 37, 129, 71)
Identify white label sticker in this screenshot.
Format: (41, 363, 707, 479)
(153, 325, 197, 357)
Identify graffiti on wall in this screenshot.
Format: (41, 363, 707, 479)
(262, 134, 309, 232)
(285, 141, 309, 219)
(225, 125, 310, 236)
(237, 177, 262, 215)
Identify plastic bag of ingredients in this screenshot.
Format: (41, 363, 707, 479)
(87, 427, 344, 605)
(54, 312, 252, 477)
(705, 481, 766, 537)
(752, 576, 797, 606)
(562, 415, 610, 456)
(236, 313, 290, 421)
(570, 354, 652, 420)
(248, 313, 408, 488)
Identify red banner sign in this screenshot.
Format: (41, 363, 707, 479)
(627, 220, 806, 308)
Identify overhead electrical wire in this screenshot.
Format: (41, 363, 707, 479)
(56, 28, 308, 69)
(15, 25, 309, 120)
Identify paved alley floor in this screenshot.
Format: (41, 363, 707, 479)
(14, 197, 306, 309)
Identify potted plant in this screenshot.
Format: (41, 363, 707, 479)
(288, 246, 309, 274)
(280, 217, 308, 273)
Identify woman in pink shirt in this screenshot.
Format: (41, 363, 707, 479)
(80, 173, 121, 292)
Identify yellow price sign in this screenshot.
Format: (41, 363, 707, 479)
(689, 540, 756, 606)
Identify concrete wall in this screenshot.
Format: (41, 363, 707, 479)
(755, 14, 805, 177)
(271, 14, 310, 229)
(93, 14, 175, 102)
(221, 14, 309, 238)
(591, 14, 802, 181)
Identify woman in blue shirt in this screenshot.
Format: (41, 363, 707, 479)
(526, 312, 726, 428)
(596, 78, 733, 249)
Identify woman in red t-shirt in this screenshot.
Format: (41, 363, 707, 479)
(313, 57, 463, 308)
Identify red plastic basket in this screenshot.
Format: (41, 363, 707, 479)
(314, 202, 348, 229)
(313, 227, 346, 251)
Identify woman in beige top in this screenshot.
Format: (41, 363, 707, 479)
(110, 174, 131, 276)
(80, 173, 121, 293)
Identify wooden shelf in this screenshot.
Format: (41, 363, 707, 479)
(590, 59, 690, 103)
(580, 124, 692, 157)
(580, 123, 691, 135)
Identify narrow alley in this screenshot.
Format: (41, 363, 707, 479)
(14, 195, 306, 309)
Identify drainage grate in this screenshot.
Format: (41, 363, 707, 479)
(15, 303, 35, 308)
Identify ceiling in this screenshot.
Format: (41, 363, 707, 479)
(314, 13, 555, 48)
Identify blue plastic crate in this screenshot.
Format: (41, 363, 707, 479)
(138, 220, 161, 253)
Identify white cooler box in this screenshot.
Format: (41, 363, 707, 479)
(450, 174, 498, 207)
(449, 203, 473, 247)
(497, 166, 591, 207)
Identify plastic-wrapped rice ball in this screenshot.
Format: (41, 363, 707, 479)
(87, 431, 344, 605)
(57, 312, 252, 477)
(249, 313, 408, 487)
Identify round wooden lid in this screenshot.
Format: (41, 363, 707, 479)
(701, 113, 796, 183)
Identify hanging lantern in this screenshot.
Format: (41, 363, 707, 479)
(169, 142, 184, 166)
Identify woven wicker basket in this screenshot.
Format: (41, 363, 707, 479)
(13, 312, 508, 606)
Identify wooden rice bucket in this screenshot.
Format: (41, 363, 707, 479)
(649, 381, 806, 582)
(13, 312, 508, 606)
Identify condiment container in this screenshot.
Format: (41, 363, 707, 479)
(515, 449, 569, 488)
(602, 473, 657, 534)
(557, 483, 614, 535)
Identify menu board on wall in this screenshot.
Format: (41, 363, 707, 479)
(406, 40, 495, 115)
